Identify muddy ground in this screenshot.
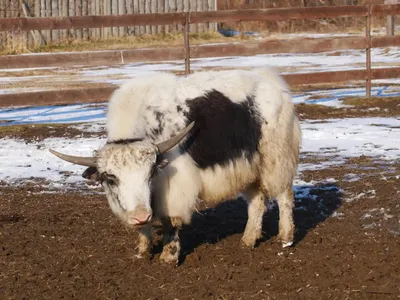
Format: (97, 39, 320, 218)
(0, 102, 399, 300)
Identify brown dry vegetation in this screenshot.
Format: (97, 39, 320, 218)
(0, 32, 254, 55)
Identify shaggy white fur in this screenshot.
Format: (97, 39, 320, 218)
(96, 67, 301, 263)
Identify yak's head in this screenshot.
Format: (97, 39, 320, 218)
(50, 122, 194, 227)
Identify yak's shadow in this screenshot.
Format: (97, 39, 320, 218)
(153, 181, 342, 264)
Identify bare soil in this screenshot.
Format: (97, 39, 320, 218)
(1, 157, 399, 300)
(0, 103, 399, 300)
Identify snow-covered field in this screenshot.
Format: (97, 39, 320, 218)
(0, 116, 398, 195)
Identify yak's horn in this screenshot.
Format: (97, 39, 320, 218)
(49, 149, 97, 167)
(156, 122, 195, 154)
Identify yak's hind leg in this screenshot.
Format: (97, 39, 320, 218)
(159, 217, 182, 264)
(241, 184, 266, 248)
(276, 186, 295, 248)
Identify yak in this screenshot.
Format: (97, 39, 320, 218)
(50, 67, 301, 264)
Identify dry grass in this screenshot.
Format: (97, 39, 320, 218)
(0, 32, 30, 55)
(0, 32, 253, 55)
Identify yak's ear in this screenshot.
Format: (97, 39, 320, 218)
(157, 158, 169, 169)
(156, 154, 169, 169)
(82, 166, 100, 181)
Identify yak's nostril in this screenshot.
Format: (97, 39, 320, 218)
(127, 206, 152, 226)
(133, 214, 152, 225)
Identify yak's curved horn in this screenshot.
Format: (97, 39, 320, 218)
(49, 149, 97, 167)
(156, 122, 195, 154)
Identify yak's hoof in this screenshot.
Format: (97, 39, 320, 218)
(282, 241, 294, 248)
(159, 251, 179, 265)
(241, 234, 258, 249)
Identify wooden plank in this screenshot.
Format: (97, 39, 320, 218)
(157, 0, 164, 33)
(52, 0, 59, 42)
(190, 6, 369, 24)
(61, 0, 68, 40)
(82, 0, 89, 39)
(151, 0, 157, 34)
(0, 46, 185, 69)
(366, 5, 372, 97)
(284, 67, 400, 86)
(103, 0, 111, 38)
(372, 67, 400, 79)
(21, 0, 40, 46)
(95, 0, 100, 38)
(144, 0, 151, 34)
(118, 0, 126, 36)
(372, 34, 400, 48)
(384, 0, 397, 35)
(190, 37, 368, 58)
(34, 0, 43, 44)
(175, 0, 182, 33)
(88, 0, 94, 39)
(75, 0, 82, 39)
(0, 87, 116, 108)
(372, 4, 400, 16)
(121, 47, 185, 61)
(180, 0, 188, 32)
(0, 0, 4, 51)
(135, 0, 146, 35)
(0, 51, 121, 68)
(133, 0, 139, 35)
(189, 0, 197, 32)
(197, 0, 204, 32)
(0, 13, 187, 31)
(111, 0, 117, 36)
(207, 0, 217, 30)
(45, 0, 51, 42)
(283, 70, 367, 86)
(126, 0, 134, 35)
(68, 0, 75, 39)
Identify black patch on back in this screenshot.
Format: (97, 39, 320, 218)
(107, 138, 144, 145)
(182, 89, 262, 169)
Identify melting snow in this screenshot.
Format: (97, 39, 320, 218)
(0, 117, 398, 185)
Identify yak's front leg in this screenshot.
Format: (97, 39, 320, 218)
(159, 217, 182, 264)
(133, 223, 152, 259)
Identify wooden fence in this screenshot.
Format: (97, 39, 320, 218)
(0, 0, 217, 46)
(0, 4, 399, 107)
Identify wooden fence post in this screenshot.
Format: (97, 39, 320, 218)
(184, 12, 191, 75)
(385, 0, 397, 36)
(366, 4, 372, 98)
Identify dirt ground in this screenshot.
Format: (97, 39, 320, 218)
(0, 103, 399, 300)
